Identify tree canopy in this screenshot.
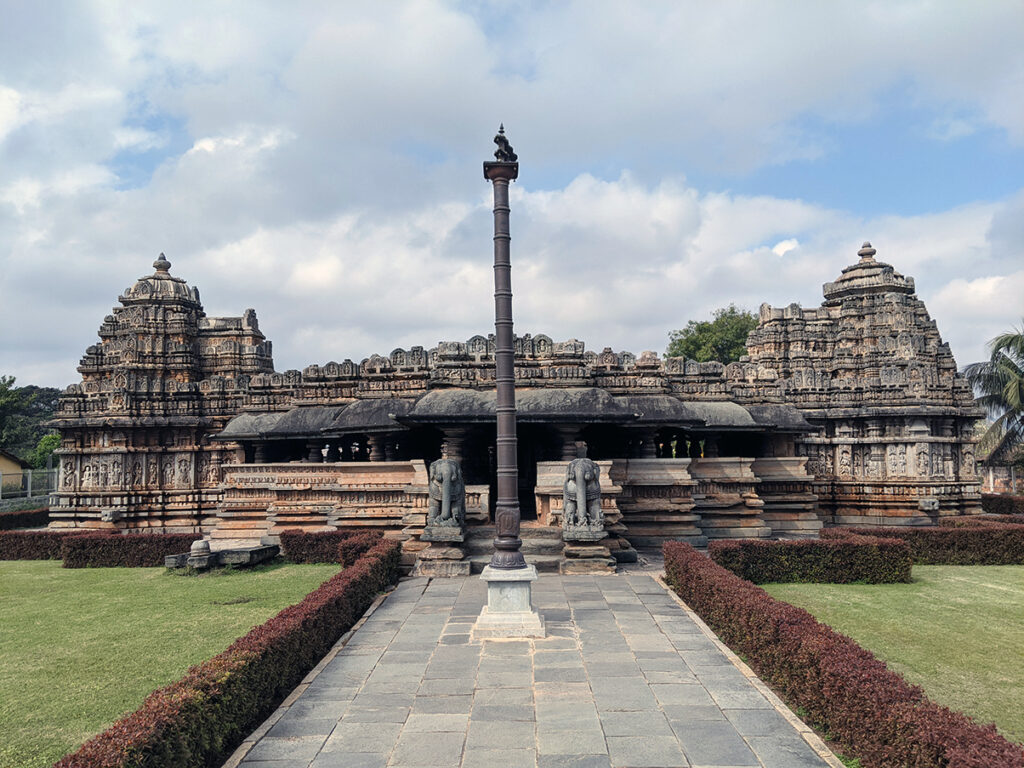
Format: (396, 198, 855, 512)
(0, 377, 61, 467)
(665, 304, 758, 363)
(963, 322, 1024, 464)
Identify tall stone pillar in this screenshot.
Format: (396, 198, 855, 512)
(306, 441, 323, 463)
(474, 125, 543, 640)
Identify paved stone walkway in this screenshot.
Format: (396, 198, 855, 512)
(227, 574, 838, 768)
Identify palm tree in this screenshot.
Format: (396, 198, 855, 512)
(963, 322, 1024, 460)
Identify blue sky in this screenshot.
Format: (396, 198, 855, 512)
(0, 1, 1022, 387)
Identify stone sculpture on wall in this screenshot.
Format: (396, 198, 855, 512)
(426, 457, 466, 529)
(562, 450, 604, 540)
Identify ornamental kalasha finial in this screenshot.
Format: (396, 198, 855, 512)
(857, 241, 877, 260)
(493, 124, 517, 162)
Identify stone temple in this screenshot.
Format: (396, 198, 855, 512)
(49, 236, 982, 573)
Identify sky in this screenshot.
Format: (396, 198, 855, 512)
(1, 0, 1022, 389)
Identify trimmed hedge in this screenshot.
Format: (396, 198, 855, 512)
(61, 533, 202, 568)
(822, 525, 1024, 565)
(0, 506, 50, 530)
(663, 541, 1024, 768)
(940, 515, 1024, 527)
(55, 537, 401, 768)
(709, 536, 912, 584)
(0, 530, 101, 560)
(280, 529, 382, 564)
(982, 494, 1024, 516)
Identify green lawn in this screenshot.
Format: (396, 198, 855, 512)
(0, 560, 340, 768)
(764, 566, 1024, 745)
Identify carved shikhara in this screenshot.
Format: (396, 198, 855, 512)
(48, 243, 981, 541)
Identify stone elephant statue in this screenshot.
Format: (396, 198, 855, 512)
(563, 457, 602, 530)
(427, 457, 466, 528)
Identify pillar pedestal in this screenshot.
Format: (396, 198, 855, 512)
(472, 564, 545, 639)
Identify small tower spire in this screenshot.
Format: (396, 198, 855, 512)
(857, 241, 877, 261)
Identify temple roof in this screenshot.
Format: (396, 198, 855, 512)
(214, 411, 285, 440)
(120, 254, 203, 307)
(404, 387, 637, 424)
(616, 395, 704, 426)
(325, 398, 414, 434)
(745, 404, 819, 433)
(822, 242, 914, 302)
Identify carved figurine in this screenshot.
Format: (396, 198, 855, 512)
(563, 455, 602, 530)
(492, 124, 517, 162)
(427, 457, 465, 528)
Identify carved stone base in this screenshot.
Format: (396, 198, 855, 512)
(413, 531, 469, 578)
(414, 559, 471, 577)
(562, 527, 607, 542)
(560, 541, 616, 575)
(421, 525, 465, 543)
(472, 565, 545, 639)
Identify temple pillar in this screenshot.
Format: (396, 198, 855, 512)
(688, 436, 701, 460)
(253, 443, 266, 464)
(639, 429, 657, 459)
(368, 435, 386, 462)
(340, 441, 352, 461)
(441, 427, 469, 464)
(306, 441, 323, 463)
(325, 443, 340, 463)
(384, 437, 398, 462)
(555, 424, 583, 460)
(704, 435, 720, 458)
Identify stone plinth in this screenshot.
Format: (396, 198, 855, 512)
(609, 458, 705, 549)
(413, 525, 470, 577)
(750, 457, 823, 538)
(689, 458, 771, 539)
(472, 564, 545, 639)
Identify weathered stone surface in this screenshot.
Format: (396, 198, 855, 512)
(219, 544, 279, 566)
(412, 559, 471, 577)
(49, 242, 981, 545)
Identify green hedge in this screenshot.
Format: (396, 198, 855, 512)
(55, 537, 401, 768)
(708, 535, 912, 584)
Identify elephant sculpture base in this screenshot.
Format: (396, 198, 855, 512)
(562, 527, 607, 542)
(421, 526, 465, 543)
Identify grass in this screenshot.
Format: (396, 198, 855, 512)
(764, 565, 1024, 745)
(0, 560, 340, 768)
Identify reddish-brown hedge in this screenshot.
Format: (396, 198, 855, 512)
(822, 524, 1024, 565)
(0, 530, 101, 560)
(709, 535, 912, 584)
(982, 494, 1024, 516)
(55, 537, 401, 768)
(663, 540, 1024, 768)
(61, 533, 202, 568)
(940, 515, 1024, 527)
(0, 507, 50, 530)
(279, 529, 382, 563)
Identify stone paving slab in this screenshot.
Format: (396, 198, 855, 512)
(225, 574, 841, 768)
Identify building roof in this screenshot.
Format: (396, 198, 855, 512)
(0, 449, 30, 469)
(404, 387, 637, 424)
(325, 398, 414, 434)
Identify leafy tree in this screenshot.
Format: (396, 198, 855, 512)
(0, 377, 62, 461)
(665, 304, 758, 363)
(963, 322, 1024, 462)
(29, 433, 61, 470)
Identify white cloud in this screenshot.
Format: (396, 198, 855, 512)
(772, 239, 799, 257)
(1, 2, 1023, 386)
